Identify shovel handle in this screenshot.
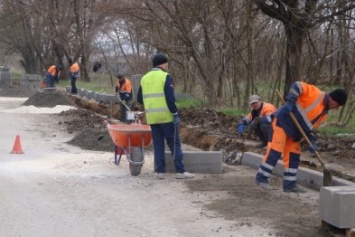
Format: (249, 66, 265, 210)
(116, 94, 131, 111)
(275, 91, 326, 166)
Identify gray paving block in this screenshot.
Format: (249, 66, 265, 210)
(78, 88, 86, 97)
(21, 74, 41, 88)
(163, 151, 223, 174)
(85, 90, 94, 99)
(319, 186, 355, 228)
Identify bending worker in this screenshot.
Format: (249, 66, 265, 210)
(256, 81, 347, 193)
(44, 64, 63, 87)
(237, 95, 277, 149)
(68, 58, 80, 94)
(137, 53, 194, 180)
(115, 73, 132, 123)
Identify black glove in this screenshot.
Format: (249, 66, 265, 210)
(281, 101, 293, 114)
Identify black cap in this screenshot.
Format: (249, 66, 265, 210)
(152, 53, 168, 67)
(329, 89, 347, 106)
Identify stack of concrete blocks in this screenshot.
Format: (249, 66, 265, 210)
(163, 151, 223, 174)
(21, 74, 41, 89)
(0, 66, 12, 86)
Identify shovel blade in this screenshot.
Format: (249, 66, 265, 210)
(323, 168, 333, 186)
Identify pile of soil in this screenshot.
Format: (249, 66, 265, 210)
(23, 91, 75, 107)
(56, 108, 115, 152)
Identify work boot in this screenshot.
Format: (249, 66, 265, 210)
(256, 182, 273, 190)
(156, 173, 165, 180)
(176, 172, 195, 179)
(283, 186, 307, 193)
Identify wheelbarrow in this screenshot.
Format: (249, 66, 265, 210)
(107, 123, 152, 176)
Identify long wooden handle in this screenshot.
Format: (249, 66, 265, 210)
(276, 91, 326, 166)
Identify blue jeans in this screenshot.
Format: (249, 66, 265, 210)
(151, 123, 185, 173)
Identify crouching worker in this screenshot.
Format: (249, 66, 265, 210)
(255, 81, 347, 193)
(44, 64, 63, 87)
(237, 95, 277, 149)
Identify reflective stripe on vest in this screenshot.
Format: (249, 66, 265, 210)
(141, 69, 173, 124)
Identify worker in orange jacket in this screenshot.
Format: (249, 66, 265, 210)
(68, 58, 80, 94)
(44, 64, 63, 87)
(115, 73, 132, 123)
(237, 95, 277, 149)
(256, 81, 348, 193)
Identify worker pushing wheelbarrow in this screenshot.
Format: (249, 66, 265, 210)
(106, 95, 152, 176)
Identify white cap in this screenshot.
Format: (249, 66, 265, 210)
(249, 95, 260, 105)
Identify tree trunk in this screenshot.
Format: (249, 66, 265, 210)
(284, 24, 305, 96)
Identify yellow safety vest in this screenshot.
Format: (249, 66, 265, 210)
(141, 69, 173, 124)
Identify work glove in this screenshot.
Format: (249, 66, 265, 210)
(308, 144, 317, 154)
(237, 124, 245, 135)
(173, 114, 180, 126)
(281, 101, 294, 114)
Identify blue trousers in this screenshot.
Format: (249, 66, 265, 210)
(151, 123, 185, 173)
(70, 77, 77, 94)
(45, 75, 56, 87)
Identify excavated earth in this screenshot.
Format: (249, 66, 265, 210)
(3, 85, 355, 237)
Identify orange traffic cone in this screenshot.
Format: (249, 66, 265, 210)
(10, 135, 24, 154)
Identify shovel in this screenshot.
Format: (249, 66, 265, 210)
(276, 91, 333, 186)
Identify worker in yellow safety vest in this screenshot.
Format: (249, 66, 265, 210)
(137, 53, 194, 180)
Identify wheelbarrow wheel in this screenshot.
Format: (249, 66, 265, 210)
(129, 147, 143, 176)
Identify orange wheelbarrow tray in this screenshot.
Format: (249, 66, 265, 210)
(107, 123, 152, 148)
(107, 123, 152, 176)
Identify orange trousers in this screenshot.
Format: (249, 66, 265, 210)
(256, 117, 301, 190)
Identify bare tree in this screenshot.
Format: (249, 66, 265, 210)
(252, 0, 355, 96)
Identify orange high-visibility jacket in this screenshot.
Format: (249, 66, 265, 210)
(117, 78, 132, 101)
(47, 65, 61, 77)
(278, 81, 329, 138)
(70, 62, 80, 73)
(244, 102, 277, 124)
